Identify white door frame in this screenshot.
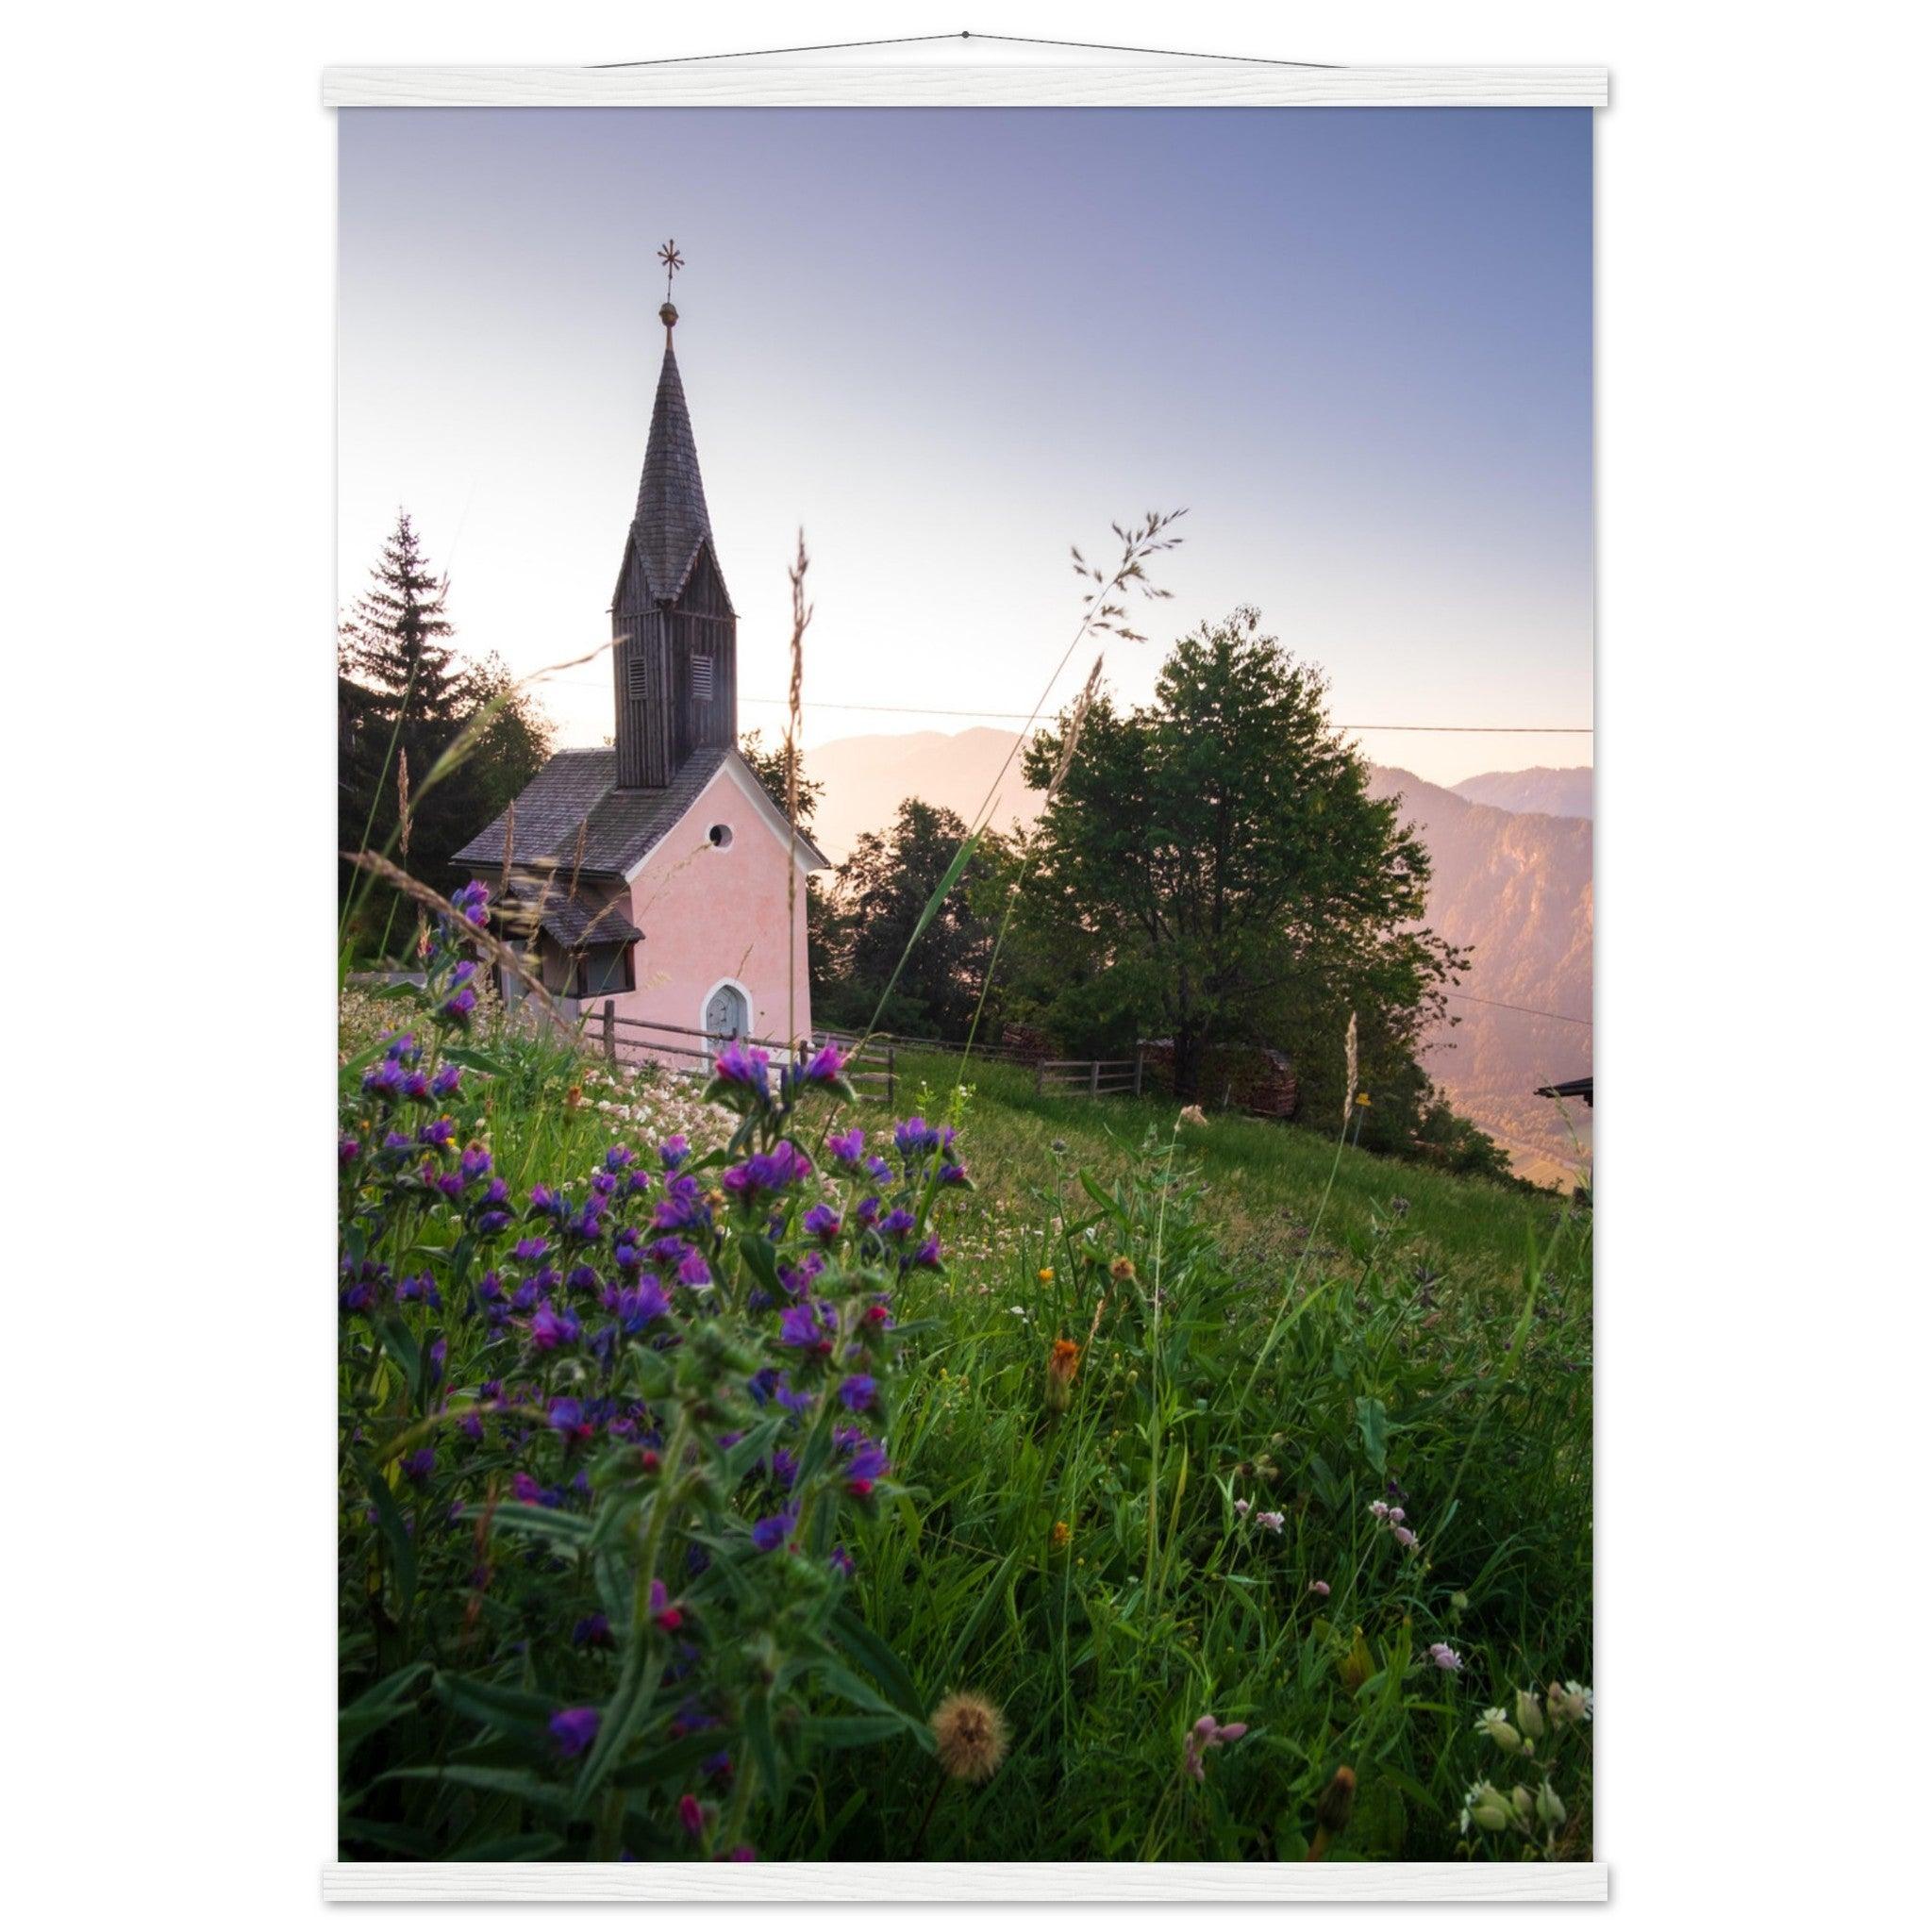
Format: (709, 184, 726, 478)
(700, 977, 751, 1045)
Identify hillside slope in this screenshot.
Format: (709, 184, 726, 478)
(808, 730, 1592, 1181)
(1366, 770, 1593, 1182)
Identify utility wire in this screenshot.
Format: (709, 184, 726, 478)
(539, 676, 1590, 734)
(1444, 990, 1592, 1027)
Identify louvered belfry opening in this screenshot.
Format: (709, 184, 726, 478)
(610, 302, 738, 791)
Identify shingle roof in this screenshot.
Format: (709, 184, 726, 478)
(454, 745, 729, 876)
(629, 341, 715, 604)
(499, 877, 644, 951)
(454, 744, 832, 878)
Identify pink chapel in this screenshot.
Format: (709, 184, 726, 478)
(455, 279, 829, 1049)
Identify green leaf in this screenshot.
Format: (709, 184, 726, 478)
(827, 1605, 924, 1718)
(608, 1728, 729, 1791)
(1355, 1396, 1390, 1476)
(382, 1764, 574, 1815)
(351, 1447, 416, 1614)
(459, 1501, 593, 1550)
(742, 1690, 785, 1802)
(736, 1234, 788, 1304)
(339, 1661, 431, 1744)
(431, 1671, 558, 1737)
(796, 1713, 908, 1749)
(448, 1832, 565, 1861)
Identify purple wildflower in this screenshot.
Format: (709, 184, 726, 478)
(803, 1203, 842, 1245)
(750, 1507, 796, 1554)
(777, 1302, 832, 1354)
(837, 1374, 876, 1412)
(549, 1707, 601, 1757)
(712, 1040, 772, 1099)
(548, 1396, 593, 1443)
(1183, 1714, 1250, 1781)
(796, 1039, 848, 1088)
(619, 1277, 672, 1331)
(827, 1127, 866, 1167)
(722, 1141, 812, 1204)
(527, 1301, 581, 1351)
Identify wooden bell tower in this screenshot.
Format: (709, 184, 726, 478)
(610, 242, 738, 791)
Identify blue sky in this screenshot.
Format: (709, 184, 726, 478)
(339, 107, 1591, 782)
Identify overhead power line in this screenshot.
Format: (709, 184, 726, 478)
(736, 695, 1591, 733)
(536, 677, 1592, 735)
(1444, 991, 1592, 1027)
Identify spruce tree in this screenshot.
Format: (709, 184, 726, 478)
(337, 510, 552, 957)
(340, 510, 461, 731)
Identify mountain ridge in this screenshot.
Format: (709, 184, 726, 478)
(805, 729, 1592, 1181)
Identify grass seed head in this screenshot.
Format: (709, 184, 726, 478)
(1316, 1765, 1357, 1836)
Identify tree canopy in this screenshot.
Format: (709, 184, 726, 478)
(338, 510, 552, 958)
(737, 729, 824, 839)
(1014, 608, 1466, 1131)
(811, 799, 1011, 1039)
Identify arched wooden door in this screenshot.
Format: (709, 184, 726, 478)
(704, 982, 748, 1047)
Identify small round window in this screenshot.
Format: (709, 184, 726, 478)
(708, 823, 734, 850)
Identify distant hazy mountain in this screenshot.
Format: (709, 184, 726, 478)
(808, 727, 1041, 862)
(1364, 769, 1592, 1184)
(807, 730, 1592, 1182)
(1451, 765, 1593, 820)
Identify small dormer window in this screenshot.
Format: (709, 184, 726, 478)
(691, 654, 715, 702)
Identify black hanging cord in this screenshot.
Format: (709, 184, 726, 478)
(591, 30, 1340, 73)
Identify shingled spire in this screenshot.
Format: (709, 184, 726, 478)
(627, 322, 713, 602)
(610, 253, 738, 791)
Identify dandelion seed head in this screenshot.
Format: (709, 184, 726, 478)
(931, 1691, 1008, 1783)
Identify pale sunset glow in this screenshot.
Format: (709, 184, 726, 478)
(337, 106, 1591, 785)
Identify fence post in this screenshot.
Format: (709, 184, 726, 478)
(1090, 1060, 1100, 1098)
(887, 1043, 896, 1110)
(1035, 1061, 1043, 1099)
(1134, 1043, 1144, 1097)
(602, 999, 615, 1062)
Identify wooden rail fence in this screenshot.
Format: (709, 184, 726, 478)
(586, 1003, 895, 1106)
(1035, 1051, 1145, 1100)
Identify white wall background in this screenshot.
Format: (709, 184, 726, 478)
(6, 4, 1924, 1927)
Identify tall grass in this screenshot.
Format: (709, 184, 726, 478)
(768, 1064, 1592, 1858)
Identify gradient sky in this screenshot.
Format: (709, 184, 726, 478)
(338, 107, 1591, 784)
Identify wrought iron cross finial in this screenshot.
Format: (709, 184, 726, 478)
(658, 239, 684, 299)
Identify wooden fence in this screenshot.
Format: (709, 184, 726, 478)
(848, 1027, 1034, 1068)
(1034, 1052, 1145, 1100)
(585, 1003, 895, 1106)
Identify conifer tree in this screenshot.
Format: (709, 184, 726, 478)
(337, 510, 551, 955)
